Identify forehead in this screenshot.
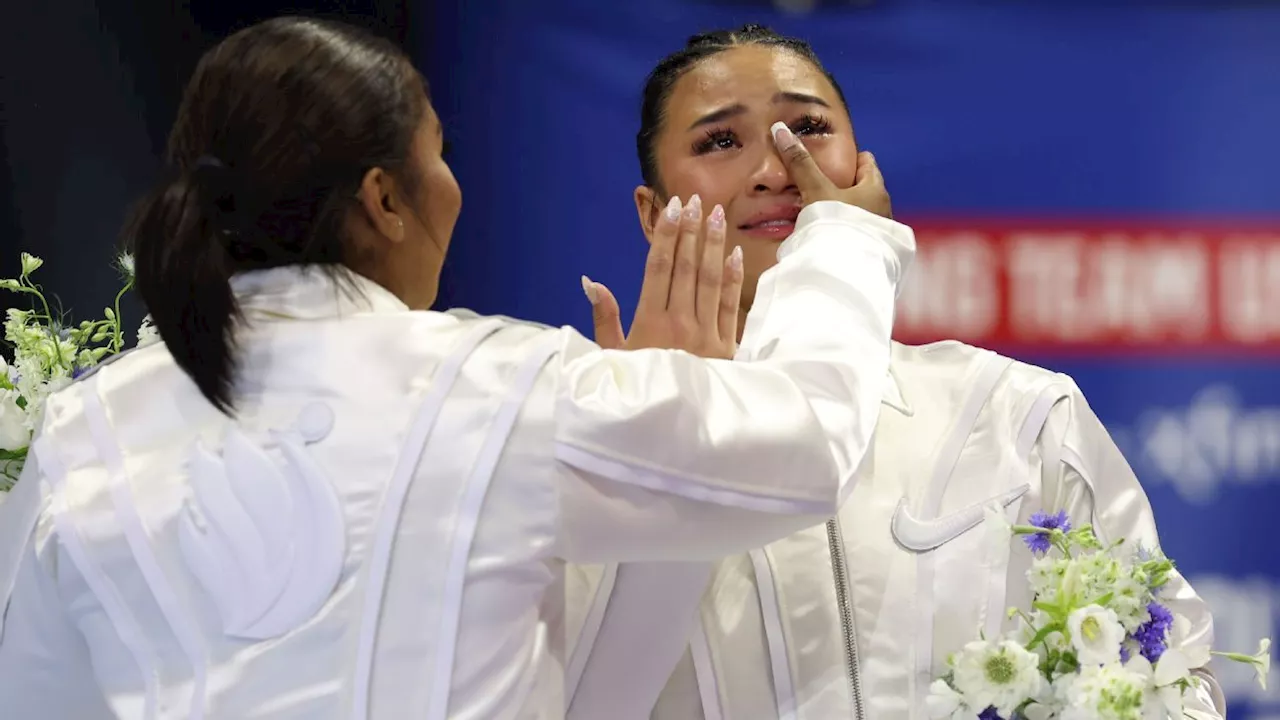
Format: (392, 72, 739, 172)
(665, 45, 837, 123)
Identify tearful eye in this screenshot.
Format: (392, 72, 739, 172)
(792, 113, 834, 137)
(693, 127, 740, 155)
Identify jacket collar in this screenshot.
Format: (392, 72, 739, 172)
(230, 266, 408, 321)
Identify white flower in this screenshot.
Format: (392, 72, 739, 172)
(116, 252, 135, 281)
(1068, 604, 1127, 666)
(136, 315, 160, 348)
(1101, 571, 1152, 633)
(925, 679, 968, 720)
(1028, 555, 1068, 603)
(20, 252, 43, 276)
(1166, 615, 1210, 667)
(1055, 663, 1148, 720)
(1255, 638, 1272, 690)
(1127, 649, 1192, 720)
(0, 388, 28, 452)
(951, 639, 1043, 717)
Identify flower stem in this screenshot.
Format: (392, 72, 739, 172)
(110, 280, 133, 352)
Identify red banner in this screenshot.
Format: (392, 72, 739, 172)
(891, 219, 1280, 354)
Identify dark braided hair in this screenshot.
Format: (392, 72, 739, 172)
(636, 24, 850, 189)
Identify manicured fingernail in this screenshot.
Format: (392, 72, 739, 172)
(708, 204, 725, 230)
(728, 246, 743, 273)
(684, 194, 702, 219)
(664, 196, 682, 222)
(581, 275, 599, 305)
(771, 121, 797, 151)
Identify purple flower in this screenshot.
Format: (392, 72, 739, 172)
(1133, 602, 1174, 662)
(1023, 510, 1072, 555)
(978, 708, 1003, 720)
(1120, 643, 1132, 663)
(72, 366, 88, 379)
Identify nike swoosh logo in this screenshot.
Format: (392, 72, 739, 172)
(890, 483, 1031, 552)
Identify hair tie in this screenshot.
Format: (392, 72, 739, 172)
(186, 155, 242, 240)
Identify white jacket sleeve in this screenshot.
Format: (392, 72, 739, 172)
(552, 201, 913, 562)
(1038, 381, 1225, 719)
(0, 448, 115, 718)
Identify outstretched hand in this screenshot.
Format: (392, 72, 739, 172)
(583, 194, 743, 359)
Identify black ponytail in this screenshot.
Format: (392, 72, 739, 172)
(121, 17, 427, 415)
(128, 160, 240, 413)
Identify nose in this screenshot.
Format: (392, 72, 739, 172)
(747, 140, 796, 195)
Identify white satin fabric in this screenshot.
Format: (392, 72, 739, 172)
(574, 342, 1226, 720)
(0, 200, 911, 720)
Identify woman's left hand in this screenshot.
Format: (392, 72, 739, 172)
(582, 195, 743, 359)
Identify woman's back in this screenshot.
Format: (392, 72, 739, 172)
(30, 268, 571, 717)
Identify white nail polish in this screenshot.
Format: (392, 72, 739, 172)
(665, 196, 682, 221)
(581, 275, 599, 305)
(771, 121, 797, 150)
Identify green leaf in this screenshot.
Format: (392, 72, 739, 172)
(1087, 591, 1115, 607)
(1025, 622, 1063, 651)
(1033, 600, 1065, 620)
(0, 447, 29, 462)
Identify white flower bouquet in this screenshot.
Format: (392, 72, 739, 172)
(927, 509, 1271, 720)
(1, 252, 158, 491)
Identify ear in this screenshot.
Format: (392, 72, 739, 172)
(633, 185, 660, 246)
(356, 167, 406, 243)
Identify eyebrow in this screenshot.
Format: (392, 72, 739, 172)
(687, 91, 832, 130)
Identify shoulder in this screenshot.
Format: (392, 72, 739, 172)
(890, 340, 1089, 431)
(431, 309, 571, 377)
(893, 339, 1078, 394)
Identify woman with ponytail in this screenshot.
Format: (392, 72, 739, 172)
(0, 16, 913, 719)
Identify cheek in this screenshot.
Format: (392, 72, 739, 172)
(811, 139, 859, 188)
(664, 160, 740, 211)
(425, 160, 461, 219)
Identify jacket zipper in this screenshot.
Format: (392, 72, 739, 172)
(826, 515, 866, 720)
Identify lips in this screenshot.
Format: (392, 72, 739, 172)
(738, 206, 801, 230)
(738, 205, 801, 239)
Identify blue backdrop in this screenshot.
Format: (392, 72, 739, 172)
(425, 0, 1280, 713)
